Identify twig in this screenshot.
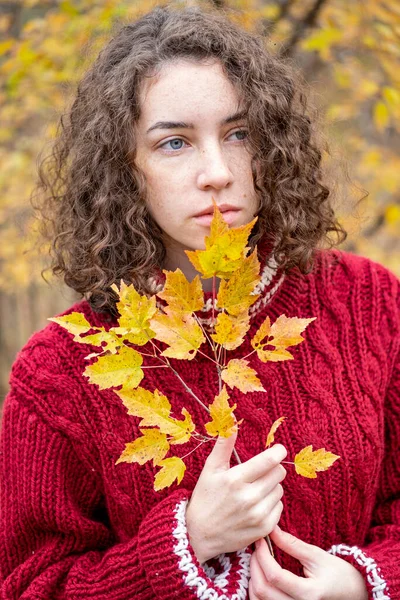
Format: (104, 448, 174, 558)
(240, 348, 257, 361)
(164, 359, 210, 413)
(232, 447, 275, 557)
(279, 0, 329, 58)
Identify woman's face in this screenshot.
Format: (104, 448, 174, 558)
(134, 59, 259, 261)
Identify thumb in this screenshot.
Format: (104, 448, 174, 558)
(205, 428, 238, 471)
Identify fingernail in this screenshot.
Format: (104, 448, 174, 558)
(255, 539, 261, 548)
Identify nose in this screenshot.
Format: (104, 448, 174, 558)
(196, 144, 234, 190)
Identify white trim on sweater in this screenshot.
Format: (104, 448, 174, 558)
(173, 499, 251, 600)
(328, 544, 390, 599)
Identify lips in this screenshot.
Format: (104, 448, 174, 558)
(193, 204, 241, 226)
(194, 204, 240, 217)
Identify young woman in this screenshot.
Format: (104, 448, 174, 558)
(1, 5, 398, 600)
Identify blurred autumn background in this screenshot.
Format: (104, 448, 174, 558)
(0, 0, 399, 400)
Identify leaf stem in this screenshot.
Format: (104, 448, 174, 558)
(196, 347, 223, 368)
(212, 275, 216, 326)
(162, 358, 210, 413)
(241, 348, 257, 361)
(180, 440, 207, 460)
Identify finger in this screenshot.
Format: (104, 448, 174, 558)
(250, 552, 293, 600)
(252, 465, 286, 497)
(255, 538, 311, 599)
(231, 444, 287, 483)
(270, 526, 322, 567)
(205, 428, 238, 471)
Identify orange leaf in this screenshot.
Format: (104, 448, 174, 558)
(265, 417, 286, 448)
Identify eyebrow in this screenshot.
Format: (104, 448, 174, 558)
(146, 109, 248, 134)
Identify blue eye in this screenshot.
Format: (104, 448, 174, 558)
(159, 129, 247, 152)
(232, 129, 247, 140)
(161, 138, 186, 151)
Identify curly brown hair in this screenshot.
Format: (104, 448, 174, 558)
(33, 2, 347, 314)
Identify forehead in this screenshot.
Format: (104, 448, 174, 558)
(137, 59, 242, 123)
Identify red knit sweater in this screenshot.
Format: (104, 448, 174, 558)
(1, 249, 399, 600)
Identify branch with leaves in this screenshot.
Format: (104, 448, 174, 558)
(50, 200, 339, 498)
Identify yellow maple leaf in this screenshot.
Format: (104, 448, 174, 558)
(116, 428, 169, 466)
(258, 348, 295, 362)
(265, 417, 286, 448)
(221, 358, 265, 393)
(185, 201, 258, 279)
(83, 344, 144, 390)
(251, 315, 271, 350)
(211, 311, 250, 350)
(78, 329, 123, 354)
(205, 386, 237, 438)
(150, 307, 205, 360)
(116, 387, 195, 445)
(269, 315, 317, 348)
(154, 457, 186, 491)
(251, 315, 316, 362)
(294, 445, 340, 479)
(50, 314, 124, 356)
(49, 312, 93, 338)
(217, 250, 261, 316)
(157, 268, 204, 313)
(111, 280, 157, 346)
(167, 408, 196, 445)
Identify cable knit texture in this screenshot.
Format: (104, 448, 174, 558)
(0, 249, 399, 599)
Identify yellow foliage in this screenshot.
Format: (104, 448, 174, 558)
(83, 344, 144, 390)
(373, 101, 390, 131)
(205, 386, 237, 438)
(221, 358, 265, 394)
(111, 281, 157, 346)
(216, 250, 261, 316)
(150, 307, 205, 360)
(154, 457, 186, 491)
(186, 200, 257, 280)
(294, 445, 340, 479)
(116, 428, 169, 466)
(116, 387, 195, 445)
(251, 315, 316, 363)
(211, 311, 250, 351)
(157, 268, 204, 314)
(49, 312, 93, 338)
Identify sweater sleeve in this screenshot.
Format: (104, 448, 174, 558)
(328, 267, 400, 600)
(0, 387, 251, 600)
